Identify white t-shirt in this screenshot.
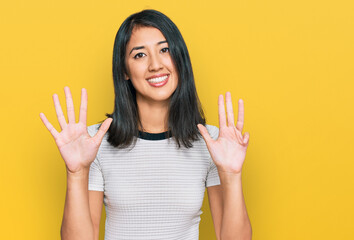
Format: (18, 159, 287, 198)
(87, 124, 220, 240)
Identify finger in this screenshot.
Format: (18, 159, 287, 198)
(93, 118, 113, 145)
(234, 126, 244, 143)
(64, 86, 76, 124)
(218, 94, 227, 128)
(243, 132, 250, 145)
(53, 94, 67, 130)
(236, 99, 244, 132)
(39, 112, 60, 140)
(79, 88, 87, 125)
(225, 92, 235, 126)
(197, 124, 214, 147)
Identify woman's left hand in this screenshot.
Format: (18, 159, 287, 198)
(197, 92, 250, 175)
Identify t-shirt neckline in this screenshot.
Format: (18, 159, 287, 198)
(138, 130, 172, 140)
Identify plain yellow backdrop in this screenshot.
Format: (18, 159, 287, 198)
(1, 0, 353, 239)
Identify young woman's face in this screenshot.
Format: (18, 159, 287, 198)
(125, 26, 179, 104)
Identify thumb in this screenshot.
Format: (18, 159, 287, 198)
(243, 132, 250, 146)
(93, 118, 113, 145)
(197, 124, 214, 147)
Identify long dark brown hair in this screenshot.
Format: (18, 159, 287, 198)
(102, 9, 206, 149)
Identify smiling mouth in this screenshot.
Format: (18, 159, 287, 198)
(147, 75, 169, 83)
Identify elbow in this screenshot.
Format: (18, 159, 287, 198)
(245, 225, 252, 240)
(238, 223, 252, 240)
(60, 224, 65, 240)
(60, 225, 96, 240)
(220, 223, 252, 240)
(241, 224, 253, 240)
(60, 225, 72, 240)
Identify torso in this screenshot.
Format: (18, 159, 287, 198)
(87, 124, 220, 240)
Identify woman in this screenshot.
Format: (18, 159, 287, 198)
(40, 9, 252, 240)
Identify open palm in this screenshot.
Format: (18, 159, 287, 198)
(39, 87, 112, 173)
(198, 92, 249, 174)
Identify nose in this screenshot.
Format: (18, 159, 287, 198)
(148, 53, 163, 72)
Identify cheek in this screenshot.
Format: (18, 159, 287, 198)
(127, 62, 147, 79)
(163, 58, 178, 75)
(166, 57, 175, 69)
(169, 62, 179, 83)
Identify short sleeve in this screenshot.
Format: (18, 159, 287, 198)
(205, 125, 221, 188)
(87, 124, 104, 192)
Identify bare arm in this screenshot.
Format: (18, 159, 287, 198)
(61, 171, 104, 240)
(219, 172, 251, 240)
(89, 191, 104, 240)
(61, 169, 94, 240)
(198, 92, 252, 240)
(39, 87, 111, 240)
(207, 185, 223, 240)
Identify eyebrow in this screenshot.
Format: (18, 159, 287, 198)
(129, 40, 168, 55)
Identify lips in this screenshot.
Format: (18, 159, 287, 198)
(147, 74, 169, 87)
(146, 73, 169, 81)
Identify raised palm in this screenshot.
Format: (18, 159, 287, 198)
(198, 92, 250, 174)
(39, 87, 112, 173)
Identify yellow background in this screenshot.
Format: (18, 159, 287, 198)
(1, 0, 353, 239)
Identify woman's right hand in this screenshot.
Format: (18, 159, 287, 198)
(39, 86, 112, 174)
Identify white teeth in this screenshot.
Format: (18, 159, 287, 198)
(147, 75, 168, 83)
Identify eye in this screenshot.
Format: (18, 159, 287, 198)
(161, 47, 169, 53)
(133, 52, 146, 59)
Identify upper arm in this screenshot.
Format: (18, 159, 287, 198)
(87, 125, 105, 239)
(89, 190, 104, 240)
(207, 185, 223, 240)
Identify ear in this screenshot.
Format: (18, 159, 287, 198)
(124, 73, 130, 80)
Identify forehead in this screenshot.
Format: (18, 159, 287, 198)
(127, 26, 166, 47)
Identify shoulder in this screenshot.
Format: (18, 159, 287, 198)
(205, 124, 219, 141)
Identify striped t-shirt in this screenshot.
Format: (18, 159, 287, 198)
(87, 124, 221, 240)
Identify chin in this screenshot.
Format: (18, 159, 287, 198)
(149, 85, 177, 100)
(150, 92, 174, 102)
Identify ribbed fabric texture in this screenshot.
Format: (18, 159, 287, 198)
(87, 124, 221, 240)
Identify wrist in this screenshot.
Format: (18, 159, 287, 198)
(66, 167, 90, 179)
(218, 170, 242, 185)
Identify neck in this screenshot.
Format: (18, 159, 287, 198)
(136, 96, 169, 133)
